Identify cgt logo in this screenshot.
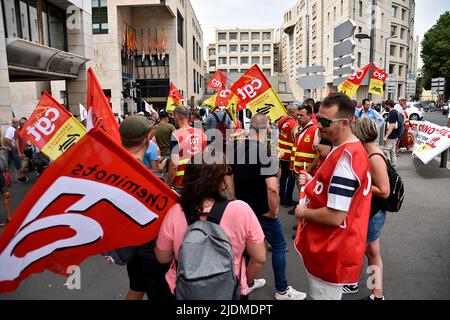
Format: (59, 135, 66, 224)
(27, 107, 60, 142)
(0, 176, 158, 282)
(348, 69, 365, 81)
(373, 70, 387, 81)
(236, 79, 263, 100)
(219, 89, 232, 99)
(211, 79, 223, 88)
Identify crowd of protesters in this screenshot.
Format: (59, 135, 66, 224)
(0, 93, 415, 300)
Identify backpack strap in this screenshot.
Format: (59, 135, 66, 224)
(206, 200, 230, 225)
(212, 112, 221, 123)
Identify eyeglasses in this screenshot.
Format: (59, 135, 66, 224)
(316, 115, 348, 128)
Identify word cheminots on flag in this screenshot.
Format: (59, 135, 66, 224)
(337, 63, 371, 98)
(87, 68, 120, 142)
(19, 92, 86, 160)
(368, 65, 388, 96)
(230, 64, 286, 123)
(0, 127, 178, 293)
(166, 82, 184, 112)
(207, 70, 227, 91)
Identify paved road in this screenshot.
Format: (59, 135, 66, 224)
(1, 152, 449, 300)
(422, 110, 448, 127)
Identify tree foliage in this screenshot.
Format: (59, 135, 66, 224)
(421, 11, 450, 99)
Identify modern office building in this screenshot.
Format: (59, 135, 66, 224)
(0, 0, 91, 125)
(91, 0, 204, 113)
(207, 28, 275, 78)
(281, 0, 418, 102)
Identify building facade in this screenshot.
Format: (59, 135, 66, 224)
(0, 0, 91, 126)
(91, 0, 204, 113)
(207, 28, 275, 78)
(281, 0, 418, 102)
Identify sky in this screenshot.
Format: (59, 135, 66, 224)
(190, 0, 450, 68)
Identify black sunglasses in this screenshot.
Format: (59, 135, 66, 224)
(316, 115, 348, 128)
(225, 166, 233, 176)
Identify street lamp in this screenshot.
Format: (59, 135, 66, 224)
(355, 33, 375, 99)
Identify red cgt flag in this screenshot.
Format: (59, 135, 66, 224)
(87, 68, 120, 142)
(208, 70, 227, 91)
(0, 128, 178, 293)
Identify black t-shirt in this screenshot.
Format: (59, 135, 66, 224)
(386, 110, 400, 139)
(229, 139, 277, 216)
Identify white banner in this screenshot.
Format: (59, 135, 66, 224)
(411, 121, 450, 164)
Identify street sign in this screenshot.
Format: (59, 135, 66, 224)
(333, 39, 356, 57)
(297, 66, 325, 74)
(333, 55, 355, 67)
(297, 65, 325, 90)
(333, 20, 357, 87)
(297, 74, 325, 90)
(334, 20, 357, 43)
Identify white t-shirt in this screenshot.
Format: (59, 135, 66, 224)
(4, 126, 16, 148)
(394, 104, 403, 114)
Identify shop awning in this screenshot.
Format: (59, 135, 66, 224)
(6, 38, 88, 82)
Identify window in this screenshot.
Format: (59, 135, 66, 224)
(402, 9, 407, 21)
(229, 45, 237, 53)
(390, 45, 396, 56)
(241, 44, 249, 53)
(177, 10, 184, 47)
(28, 0, 38, 43)
(230, 32, 237, 40)
(252, 57, 260, 64)
(358, 27, 362, 42)
(400, 47, 404, 58)
(391, 25, 397, 36)
(359, 1, 363, 17)
(219, 45, 227, 54)
(340, 0, 343, 16)
(219, 57, 227, 65)
(241, 69, 249, 73)
(230, 69, 238, 73)
(241, 56, 249, 64)
(333, 6, 336, 20)
(357, 52, 361, 67)
(218, 32, 226, 41)
(392, 6, 397, 18)
(19, 0, 29, 40)
(240, 32, 249, 41)
(48, 3, 66, 50)
(92, 0, 108, 34)
(263, 68, 271, 74)
(230, 57, 238, 65)
(399, 65, 403, 77)
(400, 28, 405, 39)
(389, 64, 395, 74)
(209, 60, 216, 67)
(263, 32, 271, 41)
(252, 44, 260, 53)
(251, 32, 260, 41)
(278, 82, 287, 93)
(263, 57, 271, 65)
(209, 48, 216, 56)
(263, 44, 271, 53)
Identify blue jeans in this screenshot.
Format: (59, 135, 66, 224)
(9, 150, 21, 170)
(258, 216, 288, 292)
(279, 160, 295, 202)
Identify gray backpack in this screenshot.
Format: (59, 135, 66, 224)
(175, 200, 240, 300)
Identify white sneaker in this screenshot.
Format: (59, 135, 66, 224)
(247, 278, 266, 294)
(275, 286, 307, 300)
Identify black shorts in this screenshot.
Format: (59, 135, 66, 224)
(126, 253, 173, 302)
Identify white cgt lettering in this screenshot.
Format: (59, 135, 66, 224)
(0, 176, 159, 282)
(236, 79, 263, 100)
(26, 107, 60, 142)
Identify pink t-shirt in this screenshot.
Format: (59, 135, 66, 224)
(156, 200, 265, 296)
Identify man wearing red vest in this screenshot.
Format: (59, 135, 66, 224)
(278, 103, 300, 207)
(168, 107, 207, 193)
(295, 93, 372, 300)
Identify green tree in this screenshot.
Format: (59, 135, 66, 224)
(421, 11, 450, 100)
